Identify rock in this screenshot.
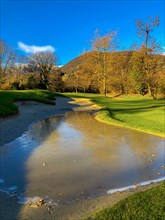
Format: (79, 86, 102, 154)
(37, 199, 45, 206)
(29, 204, 38, 208)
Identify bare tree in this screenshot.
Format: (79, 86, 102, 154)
(91, 30, 117, 96)
(28, 52, 57, 89)
(135, 16, 159, 47)
(110, 51, 133, 95)
(11, 54, 27, 89)
(0, 40, 15, 88)
(48, 69, 64, 92)
(134, 16, 162, 98)
(131, 44, 163, 99)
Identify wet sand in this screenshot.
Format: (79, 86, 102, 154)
(0, 97, 164, 220)
(0, 182, 163, 220)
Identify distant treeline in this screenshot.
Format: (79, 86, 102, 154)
(61, 50, 164, 99)
(0, 16, 164, 99)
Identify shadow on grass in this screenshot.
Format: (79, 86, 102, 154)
(94, 98, 164, 113)
(101, 108, 124, 122)
(95, 98, 164, 129)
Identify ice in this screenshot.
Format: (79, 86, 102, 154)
(107, 177, 165, 194)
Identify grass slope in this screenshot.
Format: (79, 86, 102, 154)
(86, 182, 165, 220)
(62, 93, 165, 137)
(0, 90, 55, 117)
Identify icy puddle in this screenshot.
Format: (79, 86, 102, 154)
(0, 111, 164, 204)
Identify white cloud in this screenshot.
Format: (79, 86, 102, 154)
(18, 42, 55, 54)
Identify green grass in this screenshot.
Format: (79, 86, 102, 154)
(62, 93, 165, 137)
(56, 92, 102, 99)
(86, 182, 165, 220)
(0, 90, 56, 117)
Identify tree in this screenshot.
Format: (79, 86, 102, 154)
(48, 69, 64, 92)
(135, 16, 159, 47)
(76, 64, 93, 93)
(0, 40, 15, 89)
(110, 51, 133, 94)
(133, 16, 162, 99)
(91, 30, 117, 96)
(28, 52, 57, 89)
(64, 70, 80, 92)
(131, 45, 163, 99)
(15, 55, 27, 87)
(9, 54, 27, 89)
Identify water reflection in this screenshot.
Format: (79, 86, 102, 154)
(0, 111, 164, 202)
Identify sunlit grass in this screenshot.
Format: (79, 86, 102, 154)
(0, 90, 55, 117)
(57, 92, 101, 98)
(86, 182, 165, 220)
(62, 93, 165, 137)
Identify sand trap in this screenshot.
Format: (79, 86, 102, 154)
(0, 97, 100, 146)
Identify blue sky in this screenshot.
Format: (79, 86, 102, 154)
(1, 0, 164, 65)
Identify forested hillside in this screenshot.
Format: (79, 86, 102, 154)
(61, 50, 164, 98)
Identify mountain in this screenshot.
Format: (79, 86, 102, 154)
(60, 53, 88, 74)
(60, 50, 133, 74)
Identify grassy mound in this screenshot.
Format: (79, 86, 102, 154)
(0, 90, 55, 117)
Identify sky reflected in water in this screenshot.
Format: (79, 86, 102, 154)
(0, 111, 164, 202)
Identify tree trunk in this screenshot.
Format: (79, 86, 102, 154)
(104, 78, 107, 97)
(103, 53, 107, 97)
(147, 83, 152, 96)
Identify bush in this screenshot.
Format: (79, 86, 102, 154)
(11, 81, 20, 90)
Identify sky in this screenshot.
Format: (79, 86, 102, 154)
(0, 0, 164, 65)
